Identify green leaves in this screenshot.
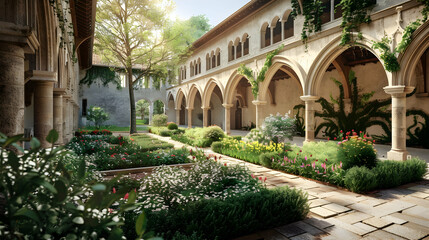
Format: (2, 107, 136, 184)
(46, 129, 59, 144)
(135, 211, 148, 238)
(14, 208, 41, 224)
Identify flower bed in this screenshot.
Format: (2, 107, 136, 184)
(66, 133, 189, 171)
(213, 131, 427, 193)
(121, 155, 309, 239)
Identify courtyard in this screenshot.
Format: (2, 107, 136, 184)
(1, 0, 429, 239)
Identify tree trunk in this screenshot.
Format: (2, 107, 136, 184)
(128, 68, 137, 133)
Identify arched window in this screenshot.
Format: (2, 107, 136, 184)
(197, 58, 201, 74)
(243, 34, 249, 56)
(283, 11, 294, 40)
(272, 17, 281, 44)
(228, 41, 235, 61)
(206, 53, 211, 70)
(216, 48, 221, 66)
(235, 37, 242, 59)
(261, 22, 270, 48)
(194, 60, 198, 76)
(190, 62, 194, 77)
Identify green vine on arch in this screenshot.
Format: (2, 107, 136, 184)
(338, 0, 376, 46)
(372, 0, 429, 72)
(80, 66, 121, 89)
(291, 0, 324, 47)
(237, 45, 284, 99)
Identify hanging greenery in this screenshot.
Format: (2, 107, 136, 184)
(49, 0, 77, 63)
(338, 0, 376, 46)
(291, 0, 325, 47)
(293, 104, 306, 137)
(237, 45, 284, 99)
(80, 66, 121, 89)
(372, 36, 401, 72)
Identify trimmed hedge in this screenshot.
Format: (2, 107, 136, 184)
(124, 187, 309, 239)
(172, 126, 226, 148)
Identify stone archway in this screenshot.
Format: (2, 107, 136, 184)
(202, 79, 224, 128)
(187, 84, 203, 128)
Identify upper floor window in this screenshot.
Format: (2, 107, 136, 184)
(283, 11, 294, 39)
(272, 17, 282, 44)
(261, 22, 271, 48)
(243, 34, 249, 56)
(216, 48, 221, 66)
(228, 41, 235, 61)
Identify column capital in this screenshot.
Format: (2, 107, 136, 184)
(222, 103, 234, 109)
(383, 86, 414, 96)
(300, 95, 319, 102)
(53, 88, 67, 96)
(252, 100, 267, 106)
(201, 106, 211, 110)
(26, 70, 57, 83)
(175, 108, 181, 111)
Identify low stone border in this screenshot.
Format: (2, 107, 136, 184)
(100, 163, 194, 176)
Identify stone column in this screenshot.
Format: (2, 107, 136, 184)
(62, 96, 70, 143)
(53, 89, 65, 145)
(300, 96, 319, 143)
(175, 108, 181, 125)
(149, 101, 154, 125)
(384, 86, 414, 160)
(0, 43, 25, 136)
(68, 100, 74, 138)
(270, 26, 274, 45)
(252, 100, 267, 129)
(187, 107, 193, 128)
(34, 79, 55, 148)
(202, 107, 210, 127)
(281, 20, 285, 41)
(223, 104, 233, 135)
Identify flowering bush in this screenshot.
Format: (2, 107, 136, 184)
(152, 114, 168, 127)
(336, 130, 377, 170)
(261, 112, 296, 143)
(213, 138, 287, 164)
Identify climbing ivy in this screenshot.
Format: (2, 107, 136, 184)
(49, 0, 77, 63)
(291, 0, 324, 47)
(80, 66, 121, 89)
(372, 0, 429, 72)
(338, 0, 376, 46)
(237, 45, 284, 99)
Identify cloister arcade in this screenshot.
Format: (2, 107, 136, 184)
(166, 0, 429, 161)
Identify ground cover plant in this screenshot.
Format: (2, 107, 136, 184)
(149, 125, 185, 137)
(0, 131, 148, 239)
(170, 126, 226, 147)
(67, 133, 189, 171)
(123, 153, 309, 239)
(213, 130, 427, 193)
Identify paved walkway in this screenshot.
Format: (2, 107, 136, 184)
(141, 133, 429, 240)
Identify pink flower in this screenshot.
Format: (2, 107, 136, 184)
(305, 156, 308, 161)
(124, 193, 129, 200)
(312, 162, 316, 169)
(340, 162, 343, 168)
(251, 174, 255, 178)
(112, 187, 116, 193)
(331, 166, 335, 172)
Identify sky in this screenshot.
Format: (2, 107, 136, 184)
(172, 0, 251, 27)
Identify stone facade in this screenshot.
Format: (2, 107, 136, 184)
(165, 0, 429, 160)
(0, 0, 95, 147)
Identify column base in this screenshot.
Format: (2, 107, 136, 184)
(387, 150, 409, 161)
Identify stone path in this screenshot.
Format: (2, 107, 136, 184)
(132, 133, 429, 240)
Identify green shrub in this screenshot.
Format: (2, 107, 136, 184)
(344, 166, 377, 193)
(211, 141, 223, 153)
(86, 106, 110, 129)
(149, 126, 168, 135)
(203, 126, 225, 142)
(337, 137, 377, 170)
(160, 130, 172, 137)
(167, 122, 178, 130)
(261, 113, 296, 143)
(139, 187, 308, 240)
(172, 129, 185, 135)
(259, 152, 278, 168)
(373, 158, 427, 189)
(152, 114, 168, 127)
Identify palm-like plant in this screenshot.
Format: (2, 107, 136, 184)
(315, 70, 392, 138)
(237, 45, 284, 99)
(407, 110, 429, 148)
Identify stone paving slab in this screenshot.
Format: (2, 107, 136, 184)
(363, 217, 393, 228)
(310, 207, 337, 218)
(322, 203, 351, 214)
(321, 225, 361, 240)
(293, 221, 325, 236)
(303, 217, 334, 230)
(384, 224, 428, 240)
(390, 212, 429, 228)
(402, 206, 429, 220)
(381, 215, 409, 225)
(290, 233, 315, 240)
(275, 223, 306, 238)
(308, 198, 330, 208)
(336, 212, 373, 224)
(361, 230, 407, 240)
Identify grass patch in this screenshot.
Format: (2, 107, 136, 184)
(130, 134, 174, 151)
(136, 119, 148, 125)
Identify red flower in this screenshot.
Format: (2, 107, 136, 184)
(264, 177, 267, 182)
(224, 163, 227, 166)
(124, 193, 129, 200)
(373, 140, 375, 143)
(112, 187, 116, 193)
(334, 137, 337, 140)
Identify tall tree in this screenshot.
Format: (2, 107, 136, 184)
(95, 0, 209, 133)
